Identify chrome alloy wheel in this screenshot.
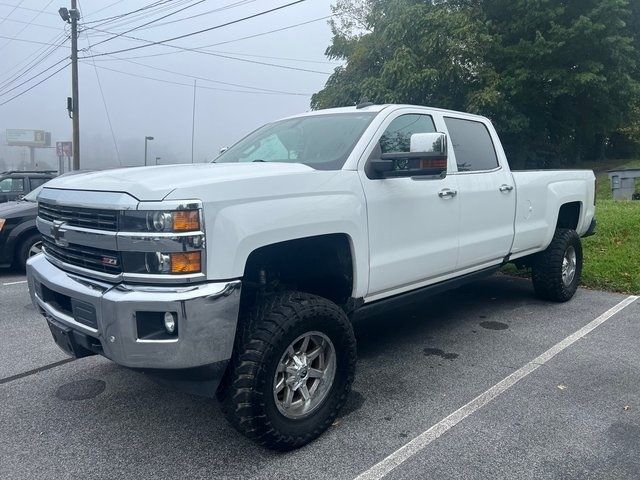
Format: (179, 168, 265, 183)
(562, 245, 577, 286)
(273, 331, 336, 420)
(28, 240, 43, 257)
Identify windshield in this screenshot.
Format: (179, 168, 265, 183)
(23, 185, 44, 202)
(215, 113, 376, 170)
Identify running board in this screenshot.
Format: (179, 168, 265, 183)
(352, 266, 500, 320)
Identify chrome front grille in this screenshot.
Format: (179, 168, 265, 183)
(39, 202, 119, 231)
(42, 236, 122, 275)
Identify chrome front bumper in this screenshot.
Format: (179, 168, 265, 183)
(27, 254, 241, 370)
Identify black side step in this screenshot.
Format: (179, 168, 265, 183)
(352, 265, 500, 320)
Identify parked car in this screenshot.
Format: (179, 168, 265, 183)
(0, 170, 56, 204)
(27, 104, 596, 450)
(0, 185, 43, 269)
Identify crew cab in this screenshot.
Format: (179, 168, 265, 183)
(26, 104, 596, 450)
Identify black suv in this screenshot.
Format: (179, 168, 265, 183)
(0, 170, 57, 203)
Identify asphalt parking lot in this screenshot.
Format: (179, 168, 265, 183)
(1, 268, 639, 480)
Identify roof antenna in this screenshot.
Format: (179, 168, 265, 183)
(356, 98, 374, 109)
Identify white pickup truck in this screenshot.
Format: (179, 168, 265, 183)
(27, 104, 596, 450)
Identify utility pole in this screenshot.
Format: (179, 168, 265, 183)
(191, 79, 196, 163)
(59, 3, 80, 170)
(71, 0, 79, 170)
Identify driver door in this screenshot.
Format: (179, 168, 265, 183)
(359, 111, 460, 300)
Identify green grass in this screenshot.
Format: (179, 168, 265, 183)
(581, 199, 640, 294)
(503, 158, 640, 295)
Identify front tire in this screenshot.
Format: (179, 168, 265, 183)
(220, 291, 356, 451)
(15, 232, 43, 270)
(531, 228, 583, 302)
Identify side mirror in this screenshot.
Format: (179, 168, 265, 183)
(371, 132, 448, 179)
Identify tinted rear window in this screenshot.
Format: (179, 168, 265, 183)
(444, 117, 499, 172)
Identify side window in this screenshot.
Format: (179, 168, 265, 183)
(29, 178, 49, 189)
(0, 178, 24, 192)
(444, 117, 499, 172)
(379, 114, 436, 154)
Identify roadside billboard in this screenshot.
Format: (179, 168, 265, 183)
(6, 129, 51, 147)
(56, 141, 73, 157)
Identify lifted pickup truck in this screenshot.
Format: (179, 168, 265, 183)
(27, 104, 595, 450)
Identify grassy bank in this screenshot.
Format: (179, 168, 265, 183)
(581, 199, 640, 294)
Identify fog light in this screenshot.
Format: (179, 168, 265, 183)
(164, 312, 176, 334)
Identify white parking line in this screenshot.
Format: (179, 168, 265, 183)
(2, 280, 28, 286)
(355, 295, 639, 480)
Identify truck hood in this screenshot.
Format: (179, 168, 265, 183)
(42, 163, 316, 201)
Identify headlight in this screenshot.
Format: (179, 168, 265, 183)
(0, 219, 5, 232)
(120, 210, 201, 233)
(122, 251, 202, 275)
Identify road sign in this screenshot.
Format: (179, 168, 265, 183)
(56, 141, 73, 157)
(6, 129, 51, 147)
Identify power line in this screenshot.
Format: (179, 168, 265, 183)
(81, 0, 127, 19)
(82, 27, 332, 75)
(1, 15, 59, 30)
(0, 1, 58, 17)
(0, 62, 69, 106)
(81, 0, 308, 58)
(0, 0, 25, 28)
(0, 0, 55, 53)
(87, 0, 194, 31)
(134, 0, 258, 32)
(83, 0, 174, 25)
(82, 61, 312, 96)
(92, 54, 311, 95)
(0, 34, 70, 47)
(89, 43, 338, 66)
(89, 0, 209, 49)
(92, 14, 338, 62)
(79, 0, 121, 165)
(0, 31, 68, 88)
(0, 57, 68, 97)
(0, 39, 69, 92)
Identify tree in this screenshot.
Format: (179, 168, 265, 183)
(313, 0, 640, 167)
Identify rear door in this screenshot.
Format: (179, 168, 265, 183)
(443, 116, 516, 270)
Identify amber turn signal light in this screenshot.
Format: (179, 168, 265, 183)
(170, 251, 201, 273)
(173, 210, 200, 231)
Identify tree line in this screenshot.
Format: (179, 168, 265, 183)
(312, 0, 640, 168)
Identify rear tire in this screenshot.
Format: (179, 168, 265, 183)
(15, 232, 43, 270)
(219, 291, 356, 451)
(531, 228, 582, 302)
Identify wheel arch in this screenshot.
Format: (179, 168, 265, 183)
(8, 220, 39, 262)
(241, 233, 357, 310)
(555, 201, 582, 231)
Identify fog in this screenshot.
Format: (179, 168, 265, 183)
(0, 0, 338, 172)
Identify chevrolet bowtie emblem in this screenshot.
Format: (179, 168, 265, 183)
(51, 220, 68, 246)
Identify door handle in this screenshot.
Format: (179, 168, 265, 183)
(438, 188, 458, 199)
(499, 184, 514, 192)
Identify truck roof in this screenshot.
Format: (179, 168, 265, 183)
(1, 170, 57, 176)
(285, 104, 490, 122)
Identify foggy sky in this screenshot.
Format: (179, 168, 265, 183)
(0, 0, 339, 171)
